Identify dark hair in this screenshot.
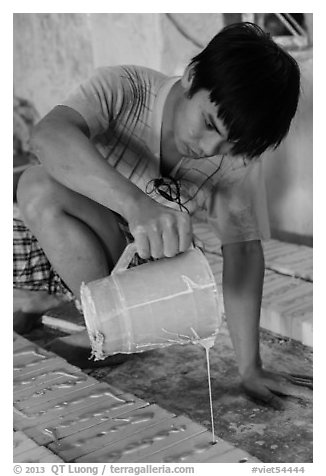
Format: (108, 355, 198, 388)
(189, 22, 301, 158)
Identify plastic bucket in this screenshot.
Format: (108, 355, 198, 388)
(80, 244, 222, 359)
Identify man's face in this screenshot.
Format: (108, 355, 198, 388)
(173, 88, 235, 159)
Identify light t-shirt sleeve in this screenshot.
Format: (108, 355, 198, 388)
(207, 158, 270, 245)
(60, 66, 129, 139)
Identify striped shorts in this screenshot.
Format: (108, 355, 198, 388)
(13, 216, 150, 301)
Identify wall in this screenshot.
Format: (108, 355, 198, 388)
(13, 13, 94, 117)
(159, 13, 224, 75)
(13, 13, 225, 114)
(88, 13, 162, 70)
(262, 51, 313, 245)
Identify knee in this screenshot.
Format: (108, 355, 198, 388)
(17, 165, 60, 225)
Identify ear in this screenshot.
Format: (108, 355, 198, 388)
(181, 64, 195, 92)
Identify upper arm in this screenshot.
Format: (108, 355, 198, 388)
(207, 158, 270, 245)
(34, 66, 130, 144)
(59, 66, 130, 139)
(33, 105, 91, 140)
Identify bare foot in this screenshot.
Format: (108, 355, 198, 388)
(14, 310, 43, 334)
(13, 289, 66, 333)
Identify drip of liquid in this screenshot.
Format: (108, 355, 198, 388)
(44, 426, 60, 444)
(67, 413, 157, 449)
(52, 389, 126, 411)
(14, 378, 87, 403)
(163, 442, 210, 463)
(42, 400, 136, 438)
(102, 424, 187, 460)
(14, 348, 48, 358)
(13, 405, 46, 419)
(199, 336, 216, 445)
(113, 412, 154, 423)
(15, 369, 85, 386)
(17, 389, 130, 419)
(13, 355, 51, 371)
(45, 409, 155, 451)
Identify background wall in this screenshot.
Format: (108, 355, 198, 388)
(13, 13, 313, 244)
(263, 51, 313, 245)
(13, 14, 94, 117)
(88, 14, 162, 71)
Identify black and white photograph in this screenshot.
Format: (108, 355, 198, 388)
(12, 10, 313, 469)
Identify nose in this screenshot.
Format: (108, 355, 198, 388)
(200, 136, 233, 157)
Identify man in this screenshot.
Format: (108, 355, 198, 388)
(14, 22, 311, 408)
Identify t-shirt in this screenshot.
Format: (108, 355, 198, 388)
(61, 65, 270, 247)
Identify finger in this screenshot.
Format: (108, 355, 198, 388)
(133, 229, 151, 259)
(265, 380, 293, 397)
(257, 370, 307, 396)
(241, 383, 285, 410)
(288, 378, 313, 390)
(246, 391, 285, 411)
(162, 223, 179, 258)
(148, 226, 164, 259)
(263, 375, 307, 397)
(268, 380, 312, 399)
(279, 373, 313, 390)
(289, 373, 313, 380)
(284, 384, 312, 399)
(178, 215, 192, 253)
(288, 374, 313, 389)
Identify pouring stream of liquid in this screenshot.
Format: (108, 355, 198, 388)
(199, 336, 216, 444)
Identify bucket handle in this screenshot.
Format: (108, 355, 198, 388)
(112, 241, 196, 275)
(112, 242, 138, 275)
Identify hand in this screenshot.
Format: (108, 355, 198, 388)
(127, 196, 192, 259)
(241, 367, 313, 410)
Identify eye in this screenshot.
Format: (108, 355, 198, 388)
(204, 118, 214, 130)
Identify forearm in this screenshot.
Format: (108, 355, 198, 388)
(29, 107, 192, 261)
(31, 107, 147, 220)
(222, 240, 265, 377)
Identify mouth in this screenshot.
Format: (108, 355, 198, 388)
(185, 145, 202, 158)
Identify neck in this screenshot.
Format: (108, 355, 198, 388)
(160, 80, 183, 176)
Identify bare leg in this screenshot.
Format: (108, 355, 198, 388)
(17, 164, 127, 299)
(16, 165, 129, 364)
